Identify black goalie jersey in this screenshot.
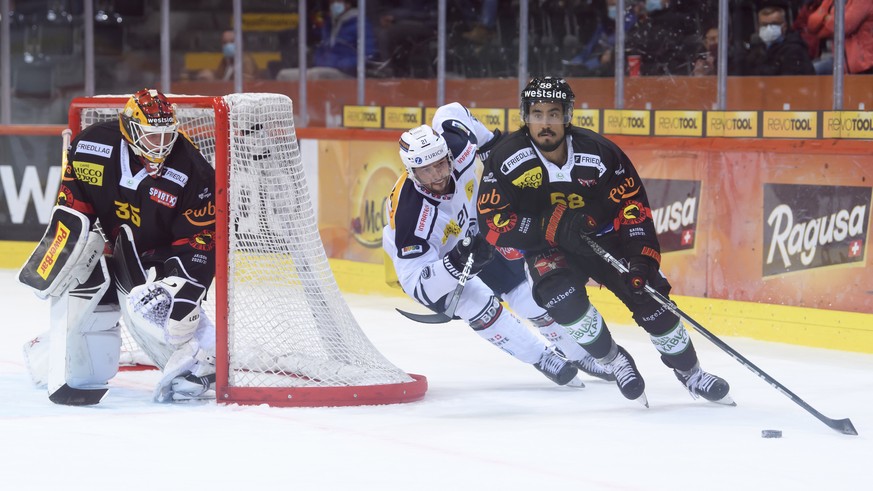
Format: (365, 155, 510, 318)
(57, 121, 216, 286)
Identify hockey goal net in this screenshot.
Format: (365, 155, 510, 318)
(67, 93, 426, 407)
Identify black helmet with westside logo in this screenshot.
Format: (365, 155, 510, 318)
(520, 77, 575, 124)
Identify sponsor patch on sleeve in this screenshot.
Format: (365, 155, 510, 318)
(413, 202, 436, 240)
(76, 140, 113, 158)
(400, 244, 424, 257)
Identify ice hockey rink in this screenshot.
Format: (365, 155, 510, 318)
(1, 269, 870, 490)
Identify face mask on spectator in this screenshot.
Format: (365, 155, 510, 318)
(222, 43, 235, 58)
(758, 24, 782, 45)
(607, 5, 617, 19)
(646, 0, 663, 12)
(331, 1, 346, 18)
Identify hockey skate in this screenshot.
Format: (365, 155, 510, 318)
(674, 363, 734, 406)
(171, 372, 216, 401)
(571, 353, 615, 382)
(534, 350, 580, 386)
(603, 345, 647, 407)
(169, 351, 216, 402)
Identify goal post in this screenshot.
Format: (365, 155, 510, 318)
(67, 93, 427, 407)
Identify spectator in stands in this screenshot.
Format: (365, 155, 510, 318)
(197, 30, 260, 81)
(794, 0, 826, 61)
(627, 0, 700, 75)
(740, 2, 816, 75)
(563, 0, 639, 77)
(462, 0, 499, 45)
(373, 0, 438, 77)
(691, 25, 719, 76)
(808, 0, 873, 74)
(277, 0, 377, 80)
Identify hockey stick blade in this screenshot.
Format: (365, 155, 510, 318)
(395, 308, 453, 324)
(581, 235, 858, 436)
(395, 241, 476, 325)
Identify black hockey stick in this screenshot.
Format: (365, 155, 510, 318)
(581, 235, 858, 436)
(395, 242, 476, 324)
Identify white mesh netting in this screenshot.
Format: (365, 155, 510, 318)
(75, 93, 416, 396)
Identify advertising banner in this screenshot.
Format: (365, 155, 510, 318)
(0, 134, 62, 241)
(342, 106, 382, 129)
(318, 140, 403, 264)
(383, 106, 423, 130)
(654, 111, 704, 137)
(762, 184, 870, 277)
(705, 111, 758, 137)
(603, 110, 651, 136)
(645, 179, 701, 252)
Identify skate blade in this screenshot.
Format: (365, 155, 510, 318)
(709, 393, 737, 406)
(635, 392, 649, 408)
(565, 377, 586, 389)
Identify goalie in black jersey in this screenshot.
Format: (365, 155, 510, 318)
(18, 88, 217, 405)
(477, 77, 733, 407)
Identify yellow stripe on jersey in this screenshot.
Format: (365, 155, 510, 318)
(388, 171, 408, 230)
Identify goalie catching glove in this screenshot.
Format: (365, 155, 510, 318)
(443, 235, 494, 279)
(127, 265, 207, 346)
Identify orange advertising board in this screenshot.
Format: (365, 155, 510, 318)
(318, 139, 404, 264)
(313, 132, 872, 315)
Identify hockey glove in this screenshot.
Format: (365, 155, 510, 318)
(444, 235, 494, 279)
(543, 203, 598, 252)
(126, 267, 206, 346)
(476, 129, 502, 162)
(622, 256, 653, 303)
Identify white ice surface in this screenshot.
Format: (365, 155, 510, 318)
(1, 269, 870, 490)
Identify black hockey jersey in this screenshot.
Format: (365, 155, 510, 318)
(477, 126, 661, 266)
(58, 121, 216, 286)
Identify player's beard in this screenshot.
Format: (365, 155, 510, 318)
(533, 128, 563, 153)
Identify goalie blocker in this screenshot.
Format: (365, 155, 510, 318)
(19, 206, 105, 300)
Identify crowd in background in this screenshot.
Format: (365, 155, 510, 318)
(247, 0, 871, 80)
(3, 0, 870, 125)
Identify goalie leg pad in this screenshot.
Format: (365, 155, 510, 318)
(23, 333, 50, 388)
(18, 206, 105, 299)
(46, 256, 122, 404)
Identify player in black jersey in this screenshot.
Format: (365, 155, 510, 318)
(19, 88, 216, 405)
(477, 77, 732, 407)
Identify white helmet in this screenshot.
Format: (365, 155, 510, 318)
(398, 125, 451, 187)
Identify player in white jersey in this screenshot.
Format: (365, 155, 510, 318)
(383, 103, 614, 385)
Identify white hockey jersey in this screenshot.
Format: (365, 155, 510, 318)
(383, 103, 495, 306)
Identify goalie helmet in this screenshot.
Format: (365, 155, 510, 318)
(520, 77, 575, 125)
(398, 125, 453, 191)
(119, 88, 179, 176)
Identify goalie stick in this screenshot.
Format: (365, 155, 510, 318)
(581, 235, 858, 436)
(395, 242, 476, 324)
